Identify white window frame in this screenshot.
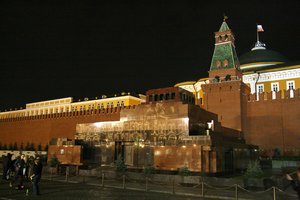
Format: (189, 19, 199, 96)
(256, 84, 264, 93)
(271, 82, 279, 99)
(286, 80, 295, 90)
(286, 80, 295, 98)
(271, 82, 279, 92)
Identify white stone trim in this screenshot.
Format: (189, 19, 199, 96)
(243, 68, 300, 93)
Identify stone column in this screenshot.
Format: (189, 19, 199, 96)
(202, 146, 211, 173)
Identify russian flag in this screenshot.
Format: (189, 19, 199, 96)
(257, 25, 264, 32)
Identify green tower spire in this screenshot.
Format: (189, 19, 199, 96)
(210, 21, 240, 72)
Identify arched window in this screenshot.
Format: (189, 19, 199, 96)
(216, 60, 221, 68)
(218, 36, 222, 42)
(224, 35, 228, 41)
(223, 59, 228, 67)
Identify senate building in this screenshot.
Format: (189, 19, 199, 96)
(0, 19, 299, 173)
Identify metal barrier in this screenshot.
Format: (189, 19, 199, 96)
(47, 172, 298, 200)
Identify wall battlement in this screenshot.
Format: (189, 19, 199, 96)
(0, 106, 137, 123)
(247, 89, 300, 102)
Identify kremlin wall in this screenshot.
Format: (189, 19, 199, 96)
(1, 19, 300, 173)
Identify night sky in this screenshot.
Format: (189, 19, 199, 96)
(1, 0, 300, 111)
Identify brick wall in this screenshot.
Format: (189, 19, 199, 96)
(0, 107, 136, 149)
(245, 89, 300, 155)
(201, 80, 249, 132)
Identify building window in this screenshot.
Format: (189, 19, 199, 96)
(106, 103, 110, 108)
(257, 84, 264, 93)
(165, 93, 170, 100)
(80, 106, 83, 111)
(159, 94, 164, 101)
(149, 95, 153, 102)
(111, 102, 114, 107)
(271, 82, 279, 92)
(121, 101, 124, 107)
(287, 80, 295, 98)
(88, 105, 91, 110)
(286, 80, 295, 90)
(154, 94, 158, 101)
(171, 93, 176, 99)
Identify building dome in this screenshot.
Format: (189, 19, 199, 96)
(239, 46, 289, 72)
(239, 49, 288, 65)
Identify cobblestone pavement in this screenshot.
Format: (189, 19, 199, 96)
(0, 179, 212, 200)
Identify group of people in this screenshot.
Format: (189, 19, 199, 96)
(2, 153, 43, 196)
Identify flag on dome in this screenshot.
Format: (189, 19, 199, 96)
(257, 25, 264, 32)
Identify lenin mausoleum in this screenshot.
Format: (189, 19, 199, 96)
(1, 20, 300, 173)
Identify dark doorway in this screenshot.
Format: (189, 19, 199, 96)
(224, 149, 234, 172)
(114, 141, 124, 160)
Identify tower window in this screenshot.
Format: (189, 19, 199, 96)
(223, 59, 228, 67)
(216, 60, 221, 68)
(225, 74, 231, 81)
(214, 76, 220, 83)
(218, 36, 222, 42)
(224, 35, 228, 41)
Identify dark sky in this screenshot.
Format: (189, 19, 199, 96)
(1, 0, 300, 110)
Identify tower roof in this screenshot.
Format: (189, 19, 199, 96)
(218, 21, 230, 32)
(210, 21, 240, 72)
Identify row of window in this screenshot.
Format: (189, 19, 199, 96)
(149, 93, 176, 102)
(215, 59, 229, 68)
(257, 80, 295, 93)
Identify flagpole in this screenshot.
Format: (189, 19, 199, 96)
(256, 24, 259, 42)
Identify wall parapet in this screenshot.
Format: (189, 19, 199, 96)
(247, 89, 300, 102)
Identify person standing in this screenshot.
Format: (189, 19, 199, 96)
(30, 157, 43, 196)
(10, 154, 25, 190)
(286, 168, 300, 199)
(2, 153, 12, 180)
